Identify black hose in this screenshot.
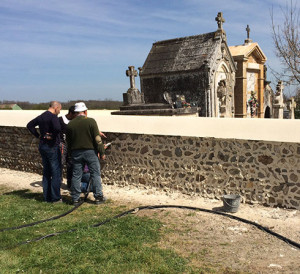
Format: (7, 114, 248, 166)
(14, 204, 300, 250)
(0, 190, 90, 233)
(0, 201, 83, 232)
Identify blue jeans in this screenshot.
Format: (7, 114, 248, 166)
(71, 150, 103, 201)
(81, 172, 90, 193)
(39, 143, 62, 202)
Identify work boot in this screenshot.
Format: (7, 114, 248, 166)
(95, 196, 107, 205)
(73, 199, 81, 206)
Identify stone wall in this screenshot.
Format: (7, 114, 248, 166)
(0, 126, 41, 173)
(0, 125, 299, 209)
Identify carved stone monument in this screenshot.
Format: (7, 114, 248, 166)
(287, 97, 296, 119)
(273, 81, 284, 119)
(217, 80, 227, 117)
(123, 66, 144, 105)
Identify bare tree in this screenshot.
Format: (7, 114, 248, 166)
(270, 1, 300, 86)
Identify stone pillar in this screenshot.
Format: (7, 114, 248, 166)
(273, 81, 284, 119)
(287, 97, 296, 119)
(273, 105, 284, 119)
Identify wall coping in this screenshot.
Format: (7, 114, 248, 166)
(0, 110, 300, 143)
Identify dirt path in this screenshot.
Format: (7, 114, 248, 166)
(1, 167, 299, 273)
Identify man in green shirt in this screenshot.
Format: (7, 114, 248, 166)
(66, 102, 106, 205)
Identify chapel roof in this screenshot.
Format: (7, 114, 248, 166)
(140, 31, 221, 75)
(229, 42, 267, 61)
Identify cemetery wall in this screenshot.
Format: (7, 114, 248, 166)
(0, 124, 299, 209)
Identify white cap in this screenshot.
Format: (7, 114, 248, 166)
(74, 102, 88, 112)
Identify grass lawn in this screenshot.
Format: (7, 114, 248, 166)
(0, 186, 224, 273)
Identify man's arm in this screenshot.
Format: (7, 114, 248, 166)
(27, 117, 40, 138)
(90, 118, 105, 159)
(95, 135, 105, 159)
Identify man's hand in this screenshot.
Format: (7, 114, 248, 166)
(44, 132, 53, 140)
(98, 153, 106, 160)
(99, 131, 107, 138)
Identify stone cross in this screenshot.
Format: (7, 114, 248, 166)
(126, 66, 138, 89)
(288, 97, 297, 119)
(276, 81, 284, 95)
(246, 25, 250, 39)
(215, 12, 225, 30)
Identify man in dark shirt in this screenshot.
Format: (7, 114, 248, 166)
(66, 102, 106, 205)
(27, 101, 62, 202)
(59, 105, 76, 188)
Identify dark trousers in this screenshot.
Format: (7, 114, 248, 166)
(39, 143, 62, 202)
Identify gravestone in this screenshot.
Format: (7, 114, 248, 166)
(123, 66, 144, 105)
(112, 66, 199, 116)
(287, 97, 296, 119)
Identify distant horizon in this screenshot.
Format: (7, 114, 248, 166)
(0, 99, 122, 104)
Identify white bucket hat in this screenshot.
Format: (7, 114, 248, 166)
(74, 102, 88, 112)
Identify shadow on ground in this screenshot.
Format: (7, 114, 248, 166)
(30, 181, 69, 190)
(3, 189, 72, 204)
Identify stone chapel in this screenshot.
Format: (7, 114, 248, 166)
(113, 12, 236, 117)
(229, 25, 267, 118)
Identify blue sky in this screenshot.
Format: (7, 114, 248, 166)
(0, 0, 290, 103)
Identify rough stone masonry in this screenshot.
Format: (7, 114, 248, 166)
(0, 126, 299, 209)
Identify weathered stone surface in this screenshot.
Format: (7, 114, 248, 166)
(229, 168, 240, 175)
(258, 155, 274, 165)
(140, 146, 149, 154)
(184, 151, 193, 156)
(162, 150, 172, 157)
(153, 149, 160, 155)
(175, 147, 182, 157)
(290, 173, 298, 182)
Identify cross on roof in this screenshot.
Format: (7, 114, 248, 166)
(126, 66, 138, 89)
(246, 25, 250, 39)
(215, 12, 225, 30)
